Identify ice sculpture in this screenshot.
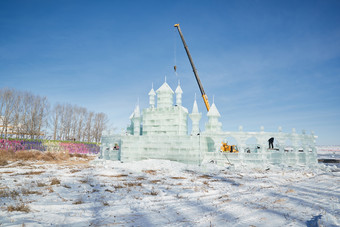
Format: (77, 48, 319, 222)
(100, 80, 318, 167)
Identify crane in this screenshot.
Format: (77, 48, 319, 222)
(174, 24, 211, 112)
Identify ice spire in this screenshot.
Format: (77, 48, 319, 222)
(192, 99, 199, 113)
(207, 103, 221, 117)
(175, 80, 183, 106)
(156, 79, 174, 108)
(205, 102, 222, 132)
(131, 103, 141, 136)
(148, 83, 156, 108)
(189, 94, 202, 135)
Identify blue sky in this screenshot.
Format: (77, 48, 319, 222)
(0, 0, 339, 144)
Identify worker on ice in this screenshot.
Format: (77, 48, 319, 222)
(268, 137, 274, 149)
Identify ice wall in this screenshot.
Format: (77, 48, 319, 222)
(100, 81, 318, 168)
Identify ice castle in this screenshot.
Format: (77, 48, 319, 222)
(100, 80, 318, 167)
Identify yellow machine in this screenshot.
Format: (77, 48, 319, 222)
(221, 142, 239, 153)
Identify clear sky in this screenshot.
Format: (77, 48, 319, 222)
(1, 0, 339, 145)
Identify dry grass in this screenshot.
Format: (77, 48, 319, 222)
(7, 203, 30, 213)
(0, 150, 71, 163)
(0, 150, 93, 166)
(110, 174, 128, 178)
(73, 198, 83, 204)
(0, 189, 19, 198)
(0, 159, 8, 166)
(70, 169, 81, 173)
(102, 201, 109, 206)
(286, 189, 295, 193)
(150, 180, 161, 184)
(50, 178, 61, 185)
(124, 182, 142, 187)
(198, 175, 212, 179)
(21, 188, 43, 195)
(37, 182, 47, 187)
(171, 176, 186, 180)
(79, 178, 89, 184)
(135, 176, 146, 181)
(144, 190, 158, 196)
(15, 171, 45, 176)
(142, 170, 157, 175)
(69, 153, 88, 158)
(274, 198, 286, 203)
(114, 185, 124, 189)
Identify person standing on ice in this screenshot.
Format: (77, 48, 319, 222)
(268, 137, 274, 149)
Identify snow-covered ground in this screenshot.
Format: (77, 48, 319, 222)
(0, 154, 339, 226)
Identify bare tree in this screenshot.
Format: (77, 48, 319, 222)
(11, 91, 22, 139)
(0, 87, 109, 142)
(0, 88, 16, 138)
(77, 107, 87, 141)
(85, 111, 94, 142)
(92, 113, 108, 143)
(51, 103, 62, 140)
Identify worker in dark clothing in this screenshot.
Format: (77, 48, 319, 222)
(268, 137, 274, 149)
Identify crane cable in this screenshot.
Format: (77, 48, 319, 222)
(173, 27, 178, 76)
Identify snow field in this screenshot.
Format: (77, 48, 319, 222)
(0, 159, 339, 226)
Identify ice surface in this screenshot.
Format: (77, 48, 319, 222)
(101, 81, 318, 167)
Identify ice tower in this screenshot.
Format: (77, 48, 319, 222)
(189, 98, 201, 135)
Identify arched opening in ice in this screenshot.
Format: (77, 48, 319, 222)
(244, 137, 259, 153)
(206, 137, 215, 152)
(284, 139, 293, 152)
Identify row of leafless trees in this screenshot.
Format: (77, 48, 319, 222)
(0, 88, 108, 142)
(0, 88, 49, 140)
(51, 103, 108, 142)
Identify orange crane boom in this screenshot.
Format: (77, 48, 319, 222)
(174, 24, 210, 112)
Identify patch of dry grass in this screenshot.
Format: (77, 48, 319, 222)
(124, 182, 142, 187)
(198, 175, 212, 179)
(102, 201, 109, 206)
(37, 182, 47, 187)
(0, 159, 8, 166)
(286, 189, 295, 193)
(69, 153, 88, 158)
(171, 176, 186, 180)
(144, 190, 158, 196)
(0, 189, 19, 198)
(135, 176, 146, 181)
(14, 171, 45, 176)
(0, 150, 93, 166)
(142, 170, 157, 175)
(70, 169, 81, 173)
(149, 180, 161, 184)
(110, 174, 128, 178)
(274, 198, 286, 203)
(7, 203, 31, 213)
(0, 150, 71, 163)
(21, 188, 43, 195)
(114, 185, 124, 189)
(63, 184, 71, 189)
(50, 178, 61, 185)
(73, 198, 83, 205)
